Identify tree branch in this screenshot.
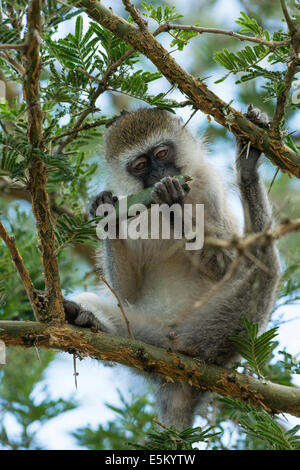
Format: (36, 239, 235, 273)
(75, 0, 300, 179)
(271, 1, 300, 133)
(0, 222, 44, 320)
(154, 23, 290, 49)
(0, 52, 25, 75)
(51, 115, 119, 142)
(280, 0, 297, 36)
(0, 43, 26, 51)
(22, 0, 64, 323)
(0, 320, 299, 418)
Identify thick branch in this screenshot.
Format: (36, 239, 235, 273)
(75, 0, 300, 178)
(23, 0, 64, 322)
(0, 320, 299, 418)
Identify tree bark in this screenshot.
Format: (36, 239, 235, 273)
(0, 320, 299, 418)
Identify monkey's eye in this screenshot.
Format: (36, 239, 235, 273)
(154, 145, 168, 160)
(132, 156, 147, 173)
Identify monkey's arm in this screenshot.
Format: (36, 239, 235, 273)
(236, 105, 273, 234)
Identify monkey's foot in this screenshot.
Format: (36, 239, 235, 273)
(245, 104, 270, 130)
(63, 299, 104, 330)
(89, 191, 118, 218)
(151, 176, 189, 205)
(237, 105, 270, 186)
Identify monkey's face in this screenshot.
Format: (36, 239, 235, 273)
(104, 108, 203, 196)
(126, 141, 181, 188)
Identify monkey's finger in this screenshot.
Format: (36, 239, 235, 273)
(171, 177, 186, 199)
(101, 191, 114, 204)
(153, 181, 171, 204)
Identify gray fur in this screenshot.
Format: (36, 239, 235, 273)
(64, 107, 281, 429)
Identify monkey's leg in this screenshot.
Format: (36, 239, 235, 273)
(236, 104, 273, 234)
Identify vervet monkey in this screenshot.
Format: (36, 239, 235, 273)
(64, 106, 280, 429)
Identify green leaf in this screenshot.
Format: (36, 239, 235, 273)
(231, 318, 279, 377)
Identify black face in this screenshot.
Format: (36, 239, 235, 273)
(127, 142, 181, 188)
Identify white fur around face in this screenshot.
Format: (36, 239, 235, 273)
(106, 127, 207, 197)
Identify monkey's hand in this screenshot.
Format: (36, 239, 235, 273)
(89, 191, 118, 218)
(63, 299, 104, 330)
(236, 104, 270, 186)
(151, 176, 190, 205)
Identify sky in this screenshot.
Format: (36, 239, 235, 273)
(1, 0, 300, 449)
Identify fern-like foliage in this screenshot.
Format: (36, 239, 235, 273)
(54, 214, 97, 254)
(214, 44, 269, 83)
(235, 12, 270, 40)
(231, 318, 279, 378)
(42, 1, 83, 30)
(134, 425, 219, 450)
(0, 133, 30, 180)
(221, 398, 300, 450)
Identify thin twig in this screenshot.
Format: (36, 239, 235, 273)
(243, 250, 271, 275)
(155, 23, 290, 49)
(194, 254, 242, 309)
(280, 0, 297, 35)
(0, 51, 25, 75)
(204, 217, 300, 251)
(268, 167, 280, 194)
(153, 419, 169, 430)
(0, 43, 25, 50)
(0, 220, 41, 320)
(271, 0, 300, 133)
(101, 276, 134, 340)
(73, 353, 79, 389)
(51, 116, 118, 142)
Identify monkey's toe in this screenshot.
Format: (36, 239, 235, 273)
(74, 310, 102, 329)
(63, 299, 82, 324)
(246, 104, 270, 130)
(64, 299, 102, 330)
